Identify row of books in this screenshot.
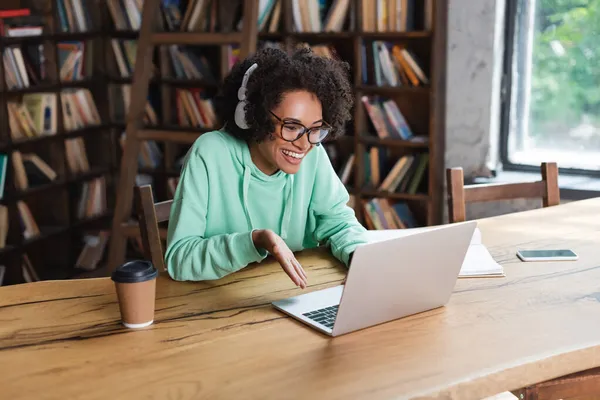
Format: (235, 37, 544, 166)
(364, 149, 428, 194)
(2, 43, 46, 90)
(3, 40, 91, 89)
(75, 231, 110, 271)
(56, 0, 94, 33)
(11, 151, 57, 191)
(78, 177, 107, 220)
(168, 45, 217, 82)
(0, 8, 44, 37)
(58, 41, 91, 81)
(176, 89, 218, 128)
(0, 204, 7, 249)
(111, 39, 139, 78)
(108, 0, 244, 33)
(7, 89, 100, 141)
(364, 41, 428, 87)
(362, 0, 431, 32)
(0, 153, 6, 200)
(107, 0, 142, 31)
(288, 0, 353, 33)
(363, 198, 417, 230)
(362, 95, 415, 141)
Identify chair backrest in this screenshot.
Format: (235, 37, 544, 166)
(446, 162, 560, 223)
(135, 184, 173, 272)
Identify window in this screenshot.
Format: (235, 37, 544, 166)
(501, 0, 600, 175)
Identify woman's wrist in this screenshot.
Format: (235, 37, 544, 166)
(252, 229, 269, 250)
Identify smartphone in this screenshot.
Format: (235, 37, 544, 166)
(516, 249, 578, 262)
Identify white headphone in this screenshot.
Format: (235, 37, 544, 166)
(234, 63, 259, 129)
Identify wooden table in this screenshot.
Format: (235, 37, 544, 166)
(2, 198, 600, 399)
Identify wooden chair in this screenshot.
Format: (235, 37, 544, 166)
(134, 184, 173, 272)
(446, 162, 560, 223)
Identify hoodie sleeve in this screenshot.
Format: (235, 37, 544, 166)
(165, 148, 267, 281)
(310, 146, 368, 266)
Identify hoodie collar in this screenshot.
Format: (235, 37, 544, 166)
(240, 139, 294, 240)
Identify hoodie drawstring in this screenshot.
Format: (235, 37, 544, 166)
(242, 166, 254, 231)
(279, 175, 293, 240)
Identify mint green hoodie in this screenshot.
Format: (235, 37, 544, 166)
(165, 129, 368, 281)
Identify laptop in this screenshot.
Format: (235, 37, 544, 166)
(272, 221, 477, 337)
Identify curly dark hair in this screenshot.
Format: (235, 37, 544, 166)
(215, 46, 354, 143)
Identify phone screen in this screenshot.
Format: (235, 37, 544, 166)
(518, 249, 577, 258)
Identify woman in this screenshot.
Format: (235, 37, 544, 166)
(165, 46, 368, 288)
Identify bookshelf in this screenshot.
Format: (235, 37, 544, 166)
(0, 0, 115, 285)
(255, 0, 447, 230)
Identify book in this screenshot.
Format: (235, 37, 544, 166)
(0, 153, 6, 199)
(363, 226, 505, 278)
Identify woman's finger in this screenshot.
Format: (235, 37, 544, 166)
(292, 257, 307, 282)
(277, 255, 303, 287)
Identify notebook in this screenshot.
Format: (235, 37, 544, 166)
(363, 225, 504, 278)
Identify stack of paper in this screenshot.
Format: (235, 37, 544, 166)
(363, 226, 504, 278)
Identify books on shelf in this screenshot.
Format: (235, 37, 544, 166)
(258, 0, 282, 33)
(168, 45, 217, 82)
(0, 153, 6, 200)
(11, 150, 58, 191)
(111, 39, 138, 78)
(176, 89, 217, 128)
(107, 0, 142, 31)
(16, 201, 40, 240)
(0, 205, 8, 249)
(363, 148, 428, 194)
(361, 0, 416, 32)
(61, 89, 102, 131)
(0, 9, 44, 37)
(22, 254, 40, 282)
(8, 93, 57, 140)
(290, 0, 353, 33)
(363, 198, 417, 230)
(58, 41, 90, 81)
(56, 0, 94, 32)
(362, 95, 418, 141)
(77, 177, 107, 220)
(2, 42, 47, 89)
(75, 231, 109, 271)
(65, 138, 90, 174)
(364, 42, 429, 87)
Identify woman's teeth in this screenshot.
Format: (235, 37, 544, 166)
(282, 149, 304, 159)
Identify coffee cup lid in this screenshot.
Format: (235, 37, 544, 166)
(111, 260, 158, 283)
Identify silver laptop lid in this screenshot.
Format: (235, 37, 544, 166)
(332, 221, 477, 336)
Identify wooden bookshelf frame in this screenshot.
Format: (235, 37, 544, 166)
(0, 0, 116, 285)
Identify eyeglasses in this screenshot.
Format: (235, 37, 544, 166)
(269, 111, 332, 144)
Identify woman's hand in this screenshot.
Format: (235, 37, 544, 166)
(253, 229, 307, 288)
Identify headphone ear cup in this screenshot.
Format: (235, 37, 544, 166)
(234, 100, 249, 129)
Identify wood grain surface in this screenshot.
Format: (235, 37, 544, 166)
(2, 198, 600, 399)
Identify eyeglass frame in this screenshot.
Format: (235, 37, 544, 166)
(269, 110, 332, 144)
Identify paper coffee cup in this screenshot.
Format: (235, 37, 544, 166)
(111, 260, 158, 329)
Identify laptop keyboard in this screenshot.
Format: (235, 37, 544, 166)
(302, 305, 339, 329)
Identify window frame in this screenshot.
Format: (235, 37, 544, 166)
(499, 0, 600, 178)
